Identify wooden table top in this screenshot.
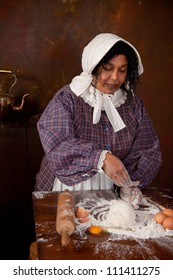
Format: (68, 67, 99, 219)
(32, 187, 173, 260)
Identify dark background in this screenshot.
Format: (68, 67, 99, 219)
(0, 0, 173, 259)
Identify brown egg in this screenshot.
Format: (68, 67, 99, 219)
(162, 216, 173, 230)
(154, 212, 167, 224)
(76, 207, 90, 223)
(163, 208, 173, 218)
(80, 217, 90, 223)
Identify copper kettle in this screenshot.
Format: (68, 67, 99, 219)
(0, 70, 30, 121)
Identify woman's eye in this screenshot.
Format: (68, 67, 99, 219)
(102, 64, 112, 71)
(119, 67, 127, 73)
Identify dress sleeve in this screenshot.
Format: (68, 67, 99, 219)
(37, 90, 102, 186)
(123, 97, 162, 188)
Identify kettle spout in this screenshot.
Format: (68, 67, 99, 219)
(12, 93, 30, 111)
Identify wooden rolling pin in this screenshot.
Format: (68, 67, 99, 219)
(56, 189, 75, 246)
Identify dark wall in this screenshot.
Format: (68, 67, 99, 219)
(0, 0, 173, 188)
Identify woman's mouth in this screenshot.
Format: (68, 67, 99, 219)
(105, 83, 119, 91)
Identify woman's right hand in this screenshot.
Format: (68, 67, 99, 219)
(102, 152, 132, 188)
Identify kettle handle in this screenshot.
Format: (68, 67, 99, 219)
(9, 72, 17, 94)
(0, 70, 17, 94)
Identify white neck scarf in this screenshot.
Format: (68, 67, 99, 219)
(70, 33, 144, 132)
(81, 86, 127, 132)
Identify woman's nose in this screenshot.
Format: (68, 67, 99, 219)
(111, 70, 118, 80)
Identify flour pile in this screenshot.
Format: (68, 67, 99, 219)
(106, 199, 136, 227)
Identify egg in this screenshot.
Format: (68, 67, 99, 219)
(154, 212, 167, 224)
(162, 216, 173, 230)
(163, 208, 173, 217)
(76, 207, 90, 223)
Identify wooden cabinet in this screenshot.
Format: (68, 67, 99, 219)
(0, 119, 43, 259)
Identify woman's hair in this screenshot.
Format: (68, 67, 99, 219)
(92, 40, 140, 96)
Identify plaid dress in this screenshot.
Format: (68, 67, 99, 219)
(35, 85, 162, 191)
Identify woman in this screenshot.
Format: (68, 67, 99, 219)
(35, 33, 162, 208)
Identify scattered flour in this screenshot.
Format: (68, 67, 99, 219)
(75, 195, 173, 239)
(33, 191, 48, 199)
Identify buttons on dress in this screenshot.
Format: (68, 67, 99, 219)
(103, 126, 109, 132)
(105, 144, 111, 150)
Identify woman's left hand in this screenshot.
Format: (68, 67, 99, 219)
(120, 183, 142, 209)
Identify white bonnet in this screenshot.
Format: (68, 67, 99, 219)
(70, 33, 144, 96)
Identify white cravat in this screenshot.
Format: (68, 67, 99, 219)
(81, 86, 127, 132)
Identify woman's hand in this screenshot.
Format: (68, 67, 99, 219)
(120, 185, 142, 209)
(102, 153, 142, 208)
(102, 152, 132, 188)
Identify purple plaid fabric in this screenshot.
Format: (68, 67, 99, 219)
(35, 85, 162, 191)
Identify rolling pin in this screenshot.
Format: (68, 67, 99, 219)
(56, 189, 75, 246)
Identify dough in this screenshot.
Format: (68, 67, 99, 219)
(106, 199, 136, 227)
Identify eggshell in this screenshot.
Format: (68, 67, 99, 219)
(154, 212, 167, 224)
(76, 207, 90, 223)
(80, 217, 90, 223)
(162, 217, 173, 230)
(163, 208, 173, 217)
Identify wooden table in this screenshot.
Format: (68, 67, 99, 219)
(32, 187, 173, 260)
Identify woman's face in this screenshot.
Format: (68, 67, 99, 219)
(93, 54, 128, 94)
